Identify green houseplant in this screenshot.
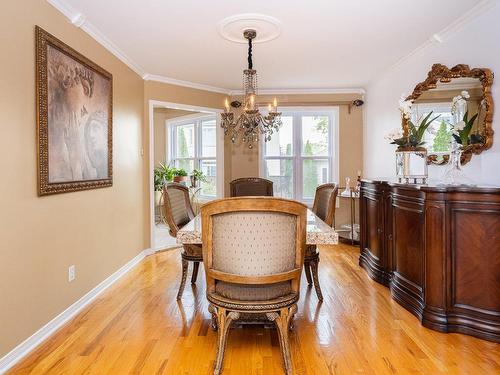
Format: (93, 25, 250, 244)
(190, 169, 207, 188)
(154, 162, 174, 191)
(173, 168, 189, 183)
(153, 162, 175, 206)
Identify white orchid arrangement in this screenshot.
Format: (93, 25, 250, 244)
(388, 94, 439, 150)
(398, 95, 413, 120)
(384, 128, 403, 143)
(451, 90, 470, 117)
(449, 90, 482, 148)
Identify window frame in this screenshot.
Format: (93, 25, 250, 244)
(412, 101, 454, 154)
(167, 113, 220, 199)
(260, 107, 339, 204)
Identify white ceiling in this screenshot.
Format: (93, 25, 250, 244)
(53, 0, 485, 92)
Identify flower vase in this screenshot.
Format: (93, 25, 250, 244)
(395, 147, 428, 184)
(441, 141, 474, 186)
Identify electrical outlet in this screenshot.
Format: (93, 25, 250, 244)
(68, 265, 76, 282)
(336, 196, 340, 208)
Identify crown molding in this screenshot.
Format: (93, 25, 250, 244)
(47, 0, 146, 77)
(79, 20, 146, 77)
(46, 0, 367, 97)
(378, 0, 497, 81)
(143, 74, 231, 95)
(229, 88, 365, 96)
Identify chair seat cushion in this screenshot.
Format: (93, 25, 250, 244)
(215, 281, 291, 301)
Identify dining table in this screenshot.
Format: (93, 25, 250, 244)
(177, 208, 339, 246)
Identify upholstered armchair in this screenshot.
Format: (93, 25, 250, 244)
(201, 197, 307, 375)
(229, 177, 274, 197)
(163, 183, 202, 299)
(305, 183, 338, 301)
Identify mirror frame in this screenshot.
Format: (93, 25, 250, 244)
(406, 64, 494, 165)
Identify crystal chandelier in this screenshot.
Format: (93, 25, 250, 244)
(221, 29, 282, 149)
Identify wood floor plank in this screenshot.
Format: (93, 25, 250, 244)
(6, 244, 500, 374)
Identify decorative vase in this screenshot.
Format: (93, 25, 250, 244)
(190, 176, 198, 188)
(395, 147, 428, 184)
(342, 177, 351, 196)
(173, 176, 188, 184)
(441, 140, 474, 185)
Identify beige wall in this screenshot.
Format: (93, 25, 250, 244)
(0, 0, 145, 357)
(0, 1, 364, 359)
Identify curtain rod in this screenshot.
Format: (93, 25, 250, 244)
(256, 100, 364, 114)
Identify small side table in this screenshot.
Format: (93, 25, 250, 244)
(336, 189, 360, 245)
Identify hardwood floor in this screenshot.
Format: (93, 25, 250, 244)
(8, 244, 500, 374)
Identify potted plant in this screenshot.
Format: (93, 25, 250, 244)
(450, 91, 481, 150)
(173, 168, 189, 184)
(386, 97, 439, 183)
(153, 162, 174, 205)
(190, 169, 207, 188)
(442, 91, 482, 185)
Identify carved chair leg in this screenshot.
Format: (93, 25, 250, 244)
(288, 304, 298, 331)
(214, 308, 239, 375)
(208, 303, 218, 331)
(176, 258, 189, 300)
(268, 308, 294, 375)
(191, 261, 200, 284)
(303, 260, 313, 285)
(310, 257, 324, 302)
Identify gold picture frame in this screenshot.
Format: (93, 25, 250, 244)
(36, 26, 113, 196)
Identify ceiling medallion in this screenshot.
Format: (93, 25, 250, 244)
(218, 13, 281, 44)
(221, 29, 282, 149)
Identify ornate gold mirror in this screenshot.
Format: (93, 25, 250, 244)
(405, 64, 494, 165)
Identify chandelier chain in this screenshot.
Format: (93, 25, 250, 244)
(247, 36, 253, 70)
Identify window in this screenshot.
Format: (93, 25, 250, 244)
(262, 108, 338, 202)
(170, 115, 218, 198)
(412, 102, 453, 153)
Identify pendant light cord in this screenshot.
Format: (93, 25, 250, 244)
(247, 36, 253, 70)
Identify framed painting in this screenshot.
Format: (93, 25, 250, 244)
(36, 26, 113, 196)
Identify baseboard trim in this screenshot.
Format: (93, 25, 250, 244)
(0, 248, 152, 374)
(153, 244, 181, 252)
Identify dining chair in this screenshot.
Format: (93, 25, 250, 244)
(201, 197, 307, 375)
(229, 177, 274, 197)
(163, 182, 202, 300)
(306, 183, 338, 302)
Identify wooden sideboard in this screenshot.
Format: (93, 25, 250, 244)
(359, 179, 500, 342)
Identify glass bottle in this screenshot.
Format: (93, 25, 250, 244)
(441, 139, 474, 185)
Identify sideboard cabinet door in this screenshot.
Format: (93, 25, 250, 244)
(359, 181, 391, 285)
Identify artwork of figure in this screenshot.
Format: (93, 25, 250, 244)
(36, 26, 112, 195)
(47, 45, 110, 183)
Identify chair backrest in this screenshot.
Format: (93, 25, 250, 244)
(201, 197, 307, 296)
(312, 183, 338, 227)
(163, 182, 195, 237)
(229, 177, 273, 197)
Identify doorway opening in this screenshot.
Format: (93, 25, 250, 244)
(148, 100, 223, 251)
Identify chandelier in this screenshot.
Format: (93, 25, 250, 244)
(221, 29, 282, 149)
